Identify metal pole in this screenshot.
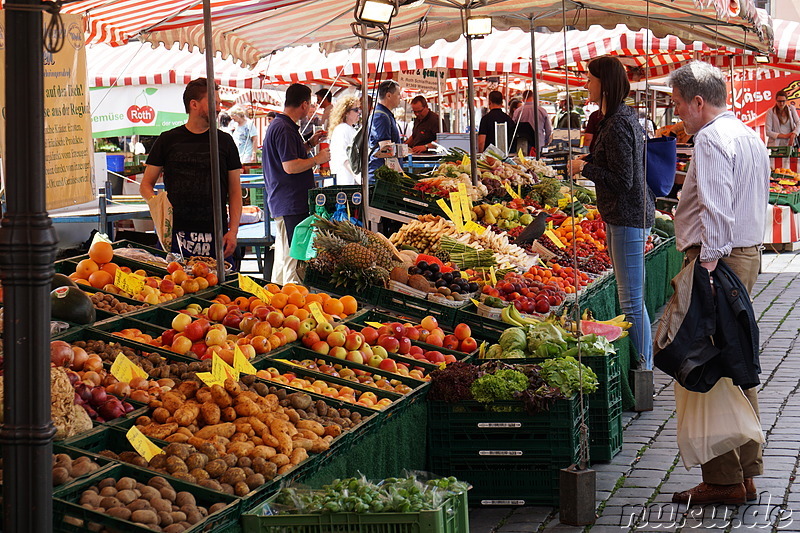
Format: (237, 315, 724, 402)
(437, 69, 444, 134)
(202, 0, 226, 281)
(465, 35, 479, 184)
(530, 19, 541, 155)
(360, 42, 371, 229)
(1, 1, 58, 531)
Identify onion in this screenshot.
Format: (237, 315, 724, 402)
(129, 376, 148, 390)
(74, 383, 92, 403)
(90, 387, 108, 406)
(66, 371, 80, 386)
(108, 382, 130, 398)
(82, 371, 101, 387)
(70, 346, 89, 370)
(83, 405, 98, 419)
(84, 356, 103, 373)
(98, 400, 124, 420)
(73, 392, 83, 405)
(122, 402, 134, 413)
(129, 390, 150, 403)
(50, 341, 73, 367)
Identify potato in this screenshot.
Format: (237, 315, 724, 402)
(210, 385, 232, 408)
(249, 446, 277, 460)
(164, 443, 192, 461)
(209, 502, 228, 514)
(150, 498, 172, 514)
(324, 425, 342, 438)
(116, 477, 137, 491)
(189, 468, 210, 481)
(297, 419, 324, 436)
(174, 404, 200, 427)
(161, 392, 184, 414)
(200, 402, 221, 426)
(116, 490, 138, 505)
(288, 393, 312, 410)
(107, 507, 132, 521)
(98, 477, 116, 489)
(194, 423, 236, 440)
(290, 448, 308, 465)
(197, 479, 223, 492)
(219, 483, 235, 495)
(127, 500, 152, 512)
(152, 408, 171, 424)
(169, 511, 187, 523)
(223, 378, 241, 395)
(220, 467, 246, 486)
(277, 464, 294, 475)
(186, 510, 203, 525)
(234, 398, 260, 417)
(230, 432, 249, 443)
(234, 481, 250, 496)
(165, 433, 190, 444)
(245, 473, 266, 490)
(176, 381, 199, 399)
(131, 509, 159, 524)
(80, 492, 101, 507)
(147, 423, 179, 441)
(310, 439, 331, 454)
(270, 454, 290, 468)
(261, 461, 278, 480)
(175, 492, 196, 508)
(164, 525, 186, 533)
(204, 459, 227, 479)
(149, 455, 168, 470)
(100, 496, 122, 509)
(185, 453, 208, 470)
(138, 486, 161, 501)
(221, 407, 237, 422)
(53, 466, 71, 486)
(222, 454, 237, 467)
(148, 476, 170, 490)
(99, 486, 118, 497)
(291, 438, 315, 451)
(236, 456, 252, 469)
(157, 511, 173, 527)
(196, 443, 219, 461)
(165, 456, 188, 474)
(285, 409, 300, 425)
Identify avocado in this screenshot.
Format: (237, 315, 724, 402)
(52, 273, 78, 290)
(51, 286, 96, 324)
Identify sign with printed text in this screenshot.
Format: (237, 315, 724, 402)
(396, 68, 445, 92)
(0, 13, 94, 210)
(237, 273, 272, 303)
(365, 321, 384, 328)
(504, 182, 521, 200)
(233, 345, 257, 375)
(449, 192, 464, 231)
(111, 352, 148, 383)
(544, 230, 565, 248)
(212, 353, 239, 382)
(126, 426, 164, 461)
(114, 269, 145, 296)
(196, 372, 225, 387)
(308, 302, 329, 325)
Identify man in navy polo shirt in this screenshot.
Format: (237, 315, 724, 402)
(368, 80, 402, 183)
(262, 83, 329, 284)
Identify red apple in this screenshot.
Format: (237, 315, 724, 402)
(379, 335, 400, 353)
(405, 327, 420, 341)
(190, 342, 208, 358)
(280, 327, 298, 343)
(329, 346, 348, 359)
(377, 325, 393, 337)
(239, 344, 256, 359)
(184, 321, 205, 342)
(378, 358, 398, 373)
(361, 327, 379, 345)
(267, 311, 285, 328)
(460, 337, 478, 353)
(207, 303, 228, 322)
(426, 351, 446, 364)
(344, 332, 364, 351)
(251, 321, 273, 338)
(426, 334, 444, 347)
(222, 313, 242, 329)
(238, 317, 257, 335)
(345, 351, 364, 365)
(421, 316, 438, 331)
(283, 315, 301, 332)
(397, 337, 411, 355)
(302, 331, 320, 348)
(253, 307, 270, 321)
(159, 279, 175, 294)
(442, 334, 460, 351)
(311, 341, 330, 354)
(454, 323, 472, 341)
(327, 331, 346, 347)
(409, 345, 424, 356)
(389, 322, 405, 337)
(444, 354, 458, 363)
(160, 329, 177, 347)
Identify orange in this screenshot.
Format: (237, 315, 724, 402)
(88, 241, 114, 265)
(304, 293, 322, 305)
(339, 295, 358, 315)
(296, 285, 309, 296)
(323, 298, 344, 316)
(270, 293, 288, 309)
(287, 292, 305, 307)
(249, 299, 266, 312)
(282, 304, 299, 317)
(234, 296, 250, 311)
(101, 262, 120, 277)
(75, 278, 91, 286)
(75, 259, 99, 279)
(281, 284, 299, 295)
(293, 308, 310, 321)
(266, 283, 281, 294)
(317, 292, 332, 303)
(88, 270, 113, 289)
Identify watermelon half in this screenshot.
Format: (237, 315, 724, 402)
(581, 320, 623, 341)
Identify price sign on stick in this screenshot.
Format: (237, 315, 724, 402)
(544, 230, 566, 248)
(504, 182, 521, 200)
(233, 345, 257, 375)
(308, 302, 329, 325)
(212, 353, 239, 382)
(114, 269, 145, 296)
(127, 427, 164, 461)
(365, 321, 384, 328)
(449, 192, 464, 231)
(238, 273, 272, 303)
(196, 372, 225, 387)
(111, 353, 148, 383)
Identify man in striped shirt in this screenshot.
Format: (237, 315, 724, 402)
(669, 61, 769, 506)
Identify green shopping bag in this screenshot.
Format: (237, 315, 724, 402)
(290, 216, 318, 260)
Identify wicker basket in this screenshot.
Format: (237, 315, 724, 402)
(388, 280, 430, 299)
(530, 240, 557, 261)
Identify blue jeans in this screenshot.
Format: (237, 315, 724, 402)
(606, 224, 653, 369)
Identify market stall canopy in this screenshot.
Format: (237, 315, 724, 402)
(86, 42, 262, 88)
(57, 0, 773, 66)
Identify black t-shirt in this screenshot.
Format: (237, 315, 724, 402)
(146, 126, 241, 232)
(478, 108, 515, 148)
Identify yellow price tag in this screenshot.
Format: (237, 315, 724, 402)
(111, 353, 148, 383)
(504, 182, 521, 199)
(237, 274, 272, 303)
(470, 298, 481, 306)
(126, 426, 164, 461)
(195, 372, 225, 387)
(436, 198, 455, 221)
(461, 154, 470, 168)
(517, 183, 522, 198)
(457, 184, 472, 225)
(365, 321, 384, 328)
(518, 148, 526, 161)
(544, 229, 566, 248)
(309, 301, 329, 325)
(233, 345, 257, 375)
(213, 353, 239, 382)
(539, 258, 548, 268)
(489, 266, 497, 285)
(114, 269, 145, 296)
(449, 192, 463, 231)
(547, 220, 554, 231)
(459, 271, 469, 279)
(463, 221, 486, 234)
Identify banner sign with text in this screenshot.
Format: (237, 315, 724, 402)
(90, 85, 188, 138)
(0, 13, 94, 210)
(728, 74, 800, 139)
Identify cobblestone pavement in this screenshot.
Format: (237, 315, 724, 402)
(471, 252, 800, 533)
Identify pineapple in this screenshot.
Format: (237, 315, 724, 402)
(313, 230, 347, 255)
(313, 216, 398, 269)
(339, 242, 376, 269)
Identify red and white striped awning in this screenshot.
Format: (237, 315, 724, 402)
(773, 19, 800, 62)
(86, 42, 262, 88)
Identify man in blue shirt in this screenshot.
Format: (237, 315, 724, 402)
(262, 83, 329, 284)
(368, 80, 402, 182)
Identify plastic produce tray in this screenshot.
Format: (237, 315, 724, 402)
(368, 287, 459, 329)
(302, 268, 377, 302)
(370, 180, 447, 219)
(307, 185, 365, 215)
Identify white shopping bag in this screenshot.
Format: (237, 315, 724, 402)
(675, 378, 764, 470)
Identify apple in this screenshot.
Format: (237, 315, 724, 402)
(316, 322, 334, 340)
(444, 354, 458, 363)
(371, 345, 388, 359)
(454, 323, 472, 341)
(238, 317, 257, 335)
(298, 319, 316, 336)
(329, 346, 348, 359)
(184, 321, 205, 342)
(207, 303, 228, 322)
(160, 329, 177, 347)
(397, 336, 411, 355)
(411, 352, 426, 360)
(190, 342, 208, 358)
(311, 341, 330, 354)
(378, 335, 400, 353)
(159, 279, 175, 294)
(344, 332, 363, 351)
(367, 355, 383, 368)
(361, 327, 379, 345)
(171, 336, 193, 355)
(184, 307, 200, 317)
(418, 329, 430, 342)
(222, 313, 242, 329)
(377, 325, 393, 337)
(409, 345, 424, 356)
(327, 331, 346, 348)
(251, 321, 273, 339)
(389, 322, 405, 337)
(345, 351, 364, 365)
(171, 313, 192, 332)
(253, 307, 271, 321)
(460, 337, 478, 353)
(426, 351, 446, 364)
(405, 327, 420, 341)
(301, 331, 320, 348)
(421, 315, 438, 331)
(267, 311, 285, 328)
(426, 334, 444, 347)
(378, 358, 398, 373)
(442, 334, 460, 350)
(273, 331, 287, 345)
(280, 327, 298, 343)
(396, 365, 410, 376)
(429, 327, 445, 339)
(283, 315, 301, 332)
(239, 344, 256, 359)
(205, 329, 227, 346)
(333, 324, 349, 334)
(359, 344, 373, 358)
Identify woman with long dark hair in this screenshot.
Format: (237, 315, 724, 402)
(568, 56, 655, 369)
(765, 90, 799, 147)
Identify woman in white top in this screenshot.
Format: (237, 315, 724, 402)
(328, 95, 362, 185)
(765, 90, 800, 147)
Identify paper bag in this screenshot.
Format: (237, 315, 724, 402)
(145, 192, 173, 252)
(675, 378, 764, 469)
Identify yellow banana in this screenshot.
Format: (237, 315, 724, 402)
(597, 314, 626, 325)
(501, 306, 523, 326)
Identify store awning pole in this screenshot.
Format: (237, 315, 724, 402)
(437, 69, 444, 134)
(530, 18, 541, 155)
(360, 42, 371, 230)
(202, 0, 226, 281)
(465, 35, 478, 184)
(0, 0, 58, 531)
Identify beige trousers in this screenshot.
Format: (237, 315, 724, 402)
(271, 216, 300, 285)
(683, 245, 763, 484)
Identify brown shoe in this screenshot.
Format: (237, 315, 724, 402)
(744, 478, 757, 501)
(672, 482, 746, 505)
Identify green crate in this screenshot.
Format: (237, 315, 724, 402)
(307, 185, 365, 215)
(769, 190, 800, 212)
(428, 456, 565, 506)
(369, 287, 459, 329)
(54, 463, 240, 533)
(241, 490, 468, 533)
(50, 444, 117, 487)
(589, 409, 623, 462)
(302, 268, 377, 302)
(370, 180, 447, 219)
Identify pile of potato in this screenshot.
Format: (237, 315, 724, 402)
(69, 475, 228, 532)
(90, 292, 148, 315)
(52, 453, 103, 486)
